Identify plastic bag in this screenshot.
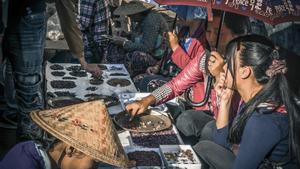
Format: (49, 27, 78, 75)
(46, 12, 64, 41)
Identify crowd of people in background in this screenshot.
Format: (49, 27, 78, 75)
(0, 0, 300, 169)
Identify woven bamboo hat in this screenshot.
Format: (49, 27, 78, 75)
(114, 0, 155, 16)
(30, 100, 133, 168)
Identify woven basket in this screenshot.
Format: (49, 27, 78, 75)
(30, 100, 133, 168)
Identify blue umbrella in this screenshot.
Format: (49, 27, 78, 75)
(165, 5, 207, 20)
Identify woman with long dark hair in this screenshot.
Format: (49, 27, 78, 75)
(194, 35, 300, 169)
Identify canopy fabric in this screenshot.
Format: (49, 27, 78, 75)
(155, 0, 300, 25)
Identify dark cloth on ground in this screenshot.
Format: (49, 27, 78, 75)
(0, 141, 47, 169)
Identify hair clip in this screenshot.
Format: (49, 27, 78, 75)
(265, 59, 287, 78)
(270, 49, 280, 59)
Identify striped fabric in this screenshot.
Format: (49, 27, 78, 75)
(78, 0, 111, 48)
(151, 84, 172, 104)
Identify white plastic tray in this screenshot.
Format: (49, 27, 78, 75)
(159, 145, 201, 169)
(124, 146, 165, 169)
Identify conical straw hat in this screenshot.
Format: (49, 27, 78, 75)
(30, 100, 133, 168)
(114, 0, 155, 16)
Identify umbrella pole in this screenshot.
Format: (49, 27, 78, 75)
(215, 11, 226, 50)
(172, 14, 178, 31)
(184, 11, 226, 108)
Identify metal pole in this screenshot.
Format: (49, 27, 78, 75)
(215, 11, 226, 50)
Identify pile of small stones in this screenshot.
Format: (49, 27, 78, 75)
(62, 76, 77, 80)
(107, 78, 131, 87)
(127, 151, 162, 166)
(69, 71, 87, 77)
(50, 64, 64, 70)
(89, 77, 104, 85)
(51, 71, 66, 77)
(164, 149, 196, 164)
(50, 91, 76, 97)
(50, 98, 83, 108)
(85, 94, 119, 107)
(50, 80, 76, 89)
(86, 87, 98, 91)
(109, 73, 127, 76)
(131, 129, 180, 148)
(66, 65, 82, 71)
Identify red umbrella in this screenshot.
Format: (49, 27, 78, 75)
(155, 0, 300, 25)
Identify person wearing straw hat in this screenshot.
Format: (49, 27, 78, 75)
(0, 101, 133, 169)
(106, 0, 169, 78)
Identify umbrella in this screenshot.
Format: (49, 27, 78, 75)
(155, 0, 300, 25)
(165, 5, 207, 20)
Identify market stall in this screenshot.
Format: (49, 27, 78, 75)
(44, 62, 202, 168)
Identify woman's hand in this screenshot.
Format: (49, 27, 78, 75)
(125, 100, 148, 118)
(208, 51, 225, 78)
(216, 72, 234, 103)
(125, 95, 156, 119)
(79, 56, 102, 78)
(215, 72, 235, 129)
(167, 32, 179, 51)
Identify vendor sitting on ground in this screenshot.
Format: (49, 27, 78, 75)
(0, 101, 133, 169)
(107, 0, 169, 77)
(135, 6, 207, 95)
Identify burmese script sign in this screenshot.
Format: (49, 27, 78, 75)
(212, 0, 300, 25)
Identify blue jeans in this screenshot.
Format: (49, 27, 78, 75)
(3, 12, 46, 139)
(4, 61, 18, 114)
